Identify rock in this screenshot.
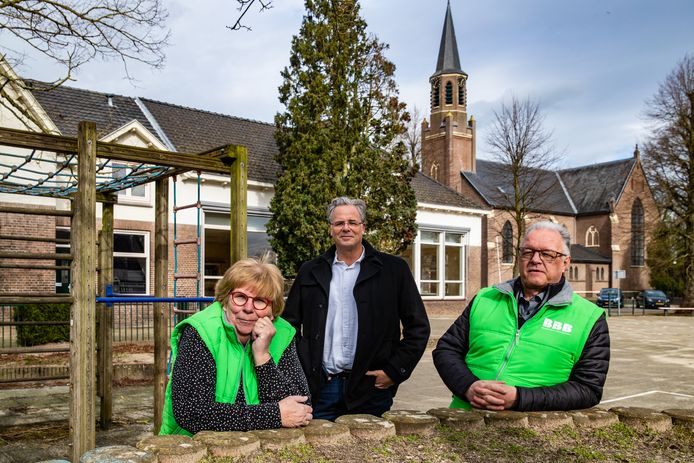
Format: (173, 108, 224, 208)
(249, 428, 306, 451)
(334, 414, 396, 441)
(137, 435, 207, 463)
(382, 410, 439, 436)
(478, 410, 529, 428)
(426, 408, 485, 430)
(661, 409, 694, 431)
(80, 445, 156, 463)
(526, 411, 574, 430)
(302, 420, 352, 445)
(569, 408, 619, 429)
(610, 407, 672, 432)
(192, 430, 260, 457)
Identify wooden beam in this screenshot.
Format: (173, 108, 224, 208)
(0, 252, 73, 260)
(0, 296, 73, 304)
(70, 121, 97, 461)
(97, 203, 114, 430)
(153, 177, 169, 434)
(0, 205, 73, 216)
(0, 126, 232, 173)
(229, 145, 248, 264)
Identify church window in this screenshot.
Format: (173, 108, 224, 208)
(501, 221, 513, 263)
(458, 76, 466, 106)
(568, 267, 573, 280)
(586, 226, 599, 247)
(430, 162, 439, 182)
(631, 198, 645, 266)
(431, 78, 440, 108)
(445, 81, 453, 105)
(574, 266, 579, 280)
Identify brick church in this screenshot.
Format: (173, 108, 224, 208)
(421, 1, 658, 296)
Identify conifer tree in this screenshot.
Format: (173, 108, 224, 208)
(268, 0, 417, 277)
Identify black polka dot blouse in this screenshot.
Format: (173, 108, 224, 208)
(170, 324, 311, 433)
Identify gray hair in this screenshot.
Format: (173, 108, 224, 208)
(523, 221, 571, 256)
(326, 197, 367, 223)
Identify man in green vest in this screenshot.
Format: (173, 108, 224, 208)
(433, 221, 610, 411)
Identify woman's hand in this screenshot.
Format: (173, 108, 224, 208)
(251, 316, 276, 365)
(279, 395, 313, 428)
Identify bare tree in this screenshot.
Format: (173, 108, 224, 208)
(400, 105, 422, 171)
(485, 96, 560, 274)
(228, 0, 273, 31)
(0, 0, 169, 129)
(642, 54, 694, 306)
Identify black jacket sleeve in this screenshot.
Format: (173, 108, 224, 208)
(432, 298, 479, 400)
(382, 258, 431, 385)
(515, 313, 610, 411)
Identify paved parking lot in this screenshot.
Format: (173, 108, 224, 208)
(394, 314, 694, 411)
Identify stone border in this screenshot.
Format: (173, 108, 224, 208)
(81, 406, 694, 461)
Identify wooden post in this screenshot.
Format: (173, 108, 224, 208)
(97, 201, 114, 429)
(71, 121, 97, 461)
(228, 145, 248, 264)
(153, 177, 169, 433)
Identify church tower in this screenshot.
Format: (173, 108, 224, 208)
(421, 0, 476, 192)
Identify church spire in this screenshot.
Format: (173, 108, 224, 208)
(433, 0, 463, 77)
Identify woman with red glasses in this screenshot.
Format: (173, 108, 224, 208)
(160, 255, 312, 435)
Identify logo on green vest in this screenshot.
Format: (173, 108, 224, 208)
(542, 317, 573, 334)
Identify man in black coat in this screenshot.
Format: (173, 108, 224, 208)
(283, 197, 430, 420)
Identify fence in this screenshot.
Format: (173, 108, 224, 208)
(0, 300, 209, 349)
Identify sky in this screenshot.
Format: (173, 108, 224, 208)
(7, 0, 694, 168)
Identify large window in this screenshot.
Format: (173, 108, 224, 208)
(415, 229, 466, 298)
(113, 231, 149, 294)
(631, 199, 644, 266)
(203, 211, 272, 296)
(54, 229, 149, 295)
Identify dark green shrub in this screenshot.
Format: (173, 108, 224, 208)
(13, 303, 70, 347)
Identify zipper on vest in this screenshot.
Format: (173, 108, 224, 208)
(495, 328, 520, 380)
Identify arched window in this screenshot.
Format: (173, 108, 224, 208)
(458, 76, 466, 106)
(502, 221, 513, 263)
(429, 162, 439, 182)
(445, 81, 453, 105)
(631, 198, 644, 266)
(586, 226, 599, 247)
(600, 267, 605, 281)
(431, 78, 440, 108)
(568, 267, 574, 280)
(574, 266, 579, 280)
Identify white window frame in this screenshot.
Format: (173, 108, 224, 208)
(111, 162, 151, 206)
(201, 209, 272, 297)
(113, 230, 150, 295)
(412, 227, 468, 300)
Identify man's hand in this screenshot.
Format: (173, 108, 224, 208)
(365, 370, 394, 389)
(464, 380, 517, 410)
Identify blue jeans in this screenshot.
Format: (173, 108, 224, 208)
(313, 376, 394, 421)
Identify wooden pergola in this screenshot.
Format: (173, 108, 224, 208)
(0, 122, 248, 461)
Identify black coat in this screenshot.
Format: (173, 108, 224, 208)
(283, 240, 430, 409)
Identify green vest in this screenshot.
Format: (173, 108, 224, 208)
(450, 286, 604, 409)
(160, 301, 296, 435)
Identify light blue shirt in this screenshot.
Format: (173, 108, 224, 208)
(322, 246, 365, 374)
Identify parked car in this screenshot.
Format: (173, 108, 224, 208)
(596, 288, 624, 308)
(636, 290, 670, 309)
